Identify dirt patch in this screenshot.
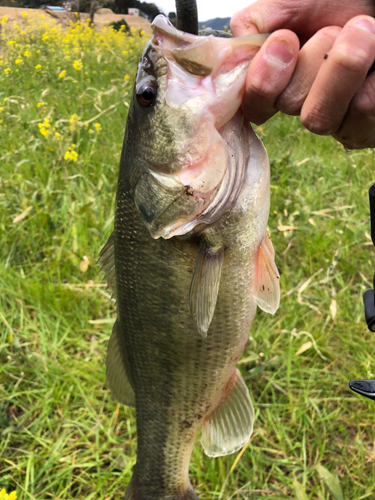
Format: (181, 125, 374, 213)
(0, 6, 152, 33)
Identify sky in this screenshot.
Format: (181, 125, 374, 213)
(154, 0, 255, 23)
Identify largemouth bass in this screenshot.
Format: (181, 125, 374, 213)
(98, 15, 280, 500)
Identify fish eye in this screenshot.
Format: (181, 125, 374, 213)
(136, 82, 157, 107)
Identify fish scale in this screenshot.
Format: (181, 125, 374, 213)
(99, 15, 280, 499)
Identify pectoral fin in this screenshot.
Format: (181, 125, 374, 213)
(106, 320, 135, 408)
(189, 239, 224, 338)
(97, 232, 117, 300)
(253, 234, 280, 314)
(201, 369, 254, 457)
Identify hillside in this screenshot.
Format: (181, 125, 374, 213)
(198, 16, 231, 31)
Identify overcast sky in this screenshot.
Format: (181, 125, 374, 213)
(155, 0, 255, 23)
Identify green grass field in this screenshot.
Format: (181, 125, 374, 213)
(1, 15, 375, 500)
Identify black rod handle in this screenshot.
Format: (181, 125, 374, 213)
(369, 184, 375, 246)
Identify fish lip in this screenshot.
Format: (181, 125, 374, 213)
(349, 379, 375, 401)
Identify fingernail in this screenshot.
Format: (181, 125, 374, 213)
(265, 40, 294, 66)
(352, 18, 375, 35)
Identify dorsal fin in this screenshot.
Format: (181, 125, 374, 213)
(106, 320, 135, 408)
(189, 239, 224, 338)
(97, 232, 117, 300)
(252, 234, 280, 314)
(201, 369, 254, 457)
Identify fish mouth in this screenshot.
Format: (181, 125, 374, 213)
(132, 17, 268, 240)
(151, 15, 269, 79)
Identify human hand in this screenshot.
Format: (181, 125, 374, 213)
(231, 0, 375, 149)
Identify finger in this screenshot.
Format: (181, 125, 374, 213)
(230, 0, 375, 40)
(300, 16, 375, 135)
(242, 30, 299, 125)
(276, 26, 341, 116)
(333, 73, 375, 149)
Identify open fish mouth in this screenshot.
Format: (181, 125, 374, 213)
(131, 16, 269, 240)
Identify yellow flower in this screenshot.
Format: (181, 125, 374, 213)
(94, 122, 101, 131)
(140, 30, 145, 36)
(35, 64, 42, 70)
(1, 16, 8, 23)
(38, 118, 50, 136)
(55, 131, 62, 141)
(7, 40, 15, 46)
(4, 98, 8, 103)
(64, 146, 78, 161)
(0, 107, 4, 112)
(24, 50, 31, 58)
(88, 129, 94, 134)
(122, 50, 128, 55)
(39, 127, 50, 137)
(124, 74, 129, 80)
(58, 69, 66, 79)
(37, 102, 45, 107)
(22, 11, 28, 17)
(15, 59, 23, 65)
(0, 489, 17, 500)
(4, 68, 11, 74)
(73, 59, 83, 71)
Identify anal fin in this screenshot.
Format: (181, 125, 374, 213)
(189, 239, 224, 338)
(106, 320, 135, 408)
(201, 369, 254, 457)
(253, 234, 280, 314)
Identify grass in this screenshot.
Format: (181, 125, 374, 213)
(1, 13, 375, 500)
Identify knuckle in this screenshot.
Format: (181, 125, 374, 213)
(331, 44, 370, 73)
(316, 25, 341, 43)
(248, 76, 276, 100)
(352, 77, 375, 116)
(276, 86, 306, 115)
(300, 108, 334, 135)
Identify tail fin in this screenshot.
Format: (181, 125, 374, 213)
(124, 476, 199, 500)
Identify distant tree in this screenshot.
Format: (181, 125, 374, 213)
(134, 1, 161, 20)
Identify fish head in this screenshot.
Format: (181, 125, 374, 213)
(126, 15, 268, 239)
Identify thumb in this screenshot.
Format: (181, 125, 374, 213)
(230, 0, 375, 40)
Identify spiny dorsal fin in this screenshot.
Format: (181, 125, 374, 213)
(201, 369, 254, 457)
(97, 232, 117, 300)
(253, 234, 280, 314)
(106, 320, 135, 408)
(189, 239, 224, 338)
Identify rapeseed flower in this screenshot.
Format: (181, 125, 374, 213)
(38, 118, 51, 137)
(15, 59, 23, 65)
(64, 146, 78, 161)
(94, 122, 101, 131)
(58, 70, 66, 79)
(4, 68, 10, 74)
(35, 64, 42, 70)
(73, 59, 83, 71)
(24, 50, 31, 58)
(0, 489, 17, 500)
(37, 102, 45, 107)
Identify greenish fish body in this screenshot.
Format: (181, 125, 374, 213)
(98, 15, 280, 500)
